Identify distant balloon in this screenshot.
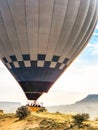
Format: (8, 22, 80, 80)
(0, 0, 98, 100)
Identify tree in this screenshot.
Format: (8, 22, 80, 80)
(72, 113, 89, 128)
(16, 106, 31, 120)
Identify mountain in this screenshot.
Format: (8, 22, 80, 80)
(0, 101, 21, 113)
(76, 94, 98, 104)
(46, 94, 98, 119)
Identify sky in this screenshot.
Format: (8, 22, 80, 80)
(0, 23, 98, 106)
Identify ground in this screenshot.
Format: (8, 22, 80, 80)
(0, 112, 98, 130)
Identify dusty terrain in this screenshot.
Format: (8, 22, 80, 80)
(0, 112, 98, 130)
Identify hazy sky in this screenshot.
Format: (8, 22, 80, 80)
(0, 23, 98, 106)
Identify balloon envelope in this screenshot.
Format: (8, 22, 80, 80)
(0, 0, 98, 100)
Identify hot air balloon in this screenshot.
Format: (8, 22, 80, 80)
(0, 0, 98, 101)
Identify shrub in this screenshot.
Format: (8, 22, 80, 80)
(72, 113, 89, 128)
(16, 106, 31, 120)
(95, 117, 98, 121)
(37, 107, 47, 113)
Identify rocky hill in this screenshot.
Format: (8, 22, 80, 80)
(46, 94, 98, 119)
(76, 94, 98, 104)
(0, 112, 98, 130)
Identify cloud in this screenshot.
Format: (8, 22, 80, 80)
(87, 43, 98, 55)
(93, 33, 98, 36)
(86, 24, 98, 55)
(39, 61, 98, 106)
(96, 24, 98, 29)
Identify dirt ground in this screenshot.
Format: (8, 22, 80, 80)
(0, 112, 98, 130)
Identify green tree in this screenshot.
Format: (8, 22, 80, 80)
(16, 106, 31, 120)
(72, 113, 89, 128)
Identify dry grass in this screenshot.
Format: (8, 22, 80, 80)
(32, 111, 73, 123)
(0, 112, 98, 130)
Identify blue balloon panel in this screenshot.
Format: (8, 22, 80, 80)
(2, 54, 69, 100)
